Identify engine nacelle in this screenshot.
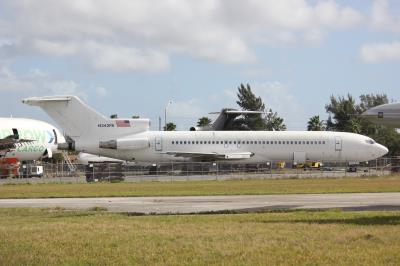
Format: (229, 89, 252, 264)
(99, 138, 149, 150)
(58, 141, 75, 151)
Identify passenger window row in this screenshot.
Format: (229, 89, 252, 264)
(171, 140, 326, 145)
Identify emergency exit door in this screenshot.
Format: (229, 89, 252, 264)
(335, 136, 342, 151)
(155, 137, 162, 151)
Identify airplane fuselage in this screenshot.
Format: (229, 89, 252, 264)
(362, 102, 400, 127)
(76, 131, 387, 163)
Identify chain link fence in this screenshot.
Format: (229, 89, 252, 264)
(0, 157, 398, 184)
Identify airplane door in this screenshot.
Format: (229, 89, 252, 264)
(237, 141, 241, 149)
(335, 136, 342, 151)
(224, 141, 228, 148)
(12, 128, 19, 139)
(155, 137, 162, 151)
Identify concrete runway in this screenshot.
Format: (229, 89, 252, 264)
(1, 193, 400, 214)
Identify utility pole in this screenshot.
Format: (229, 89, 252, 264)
(164, 100, 172, 131)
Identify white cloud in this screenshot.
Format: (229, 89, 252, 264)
(0, 67, 35, 91)
(360, 41, 400, 63)
(359, 1, 400, 64)
(0, 0, 364, 72)
(314, 1, 363, 29)
(87, 42, 169, 72)
(371, 0, 400, 33)
(33, 40, 77, 56)
(0, 67, 102, 99)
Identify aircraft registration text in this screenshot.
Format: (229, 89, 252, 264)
(97, 123, 115, 128)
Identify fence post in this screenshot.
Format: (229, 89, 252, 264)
(216, 163, 218, 181)
(270, 161, 273, 178)
(171, 162, 174, 182)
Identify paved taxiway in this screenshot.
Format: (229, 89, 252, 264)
(1, 193, 400, 214)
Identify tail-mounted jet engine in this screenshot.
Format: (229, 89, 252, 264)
(99, 138, 149, 150)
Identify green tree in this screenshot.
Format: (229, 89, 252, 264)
(307, 115, 325, 131)
(131, 115, 140, 119)
(325, 94, 361, 132)
(236, 83, 265, 111)
(110, 114, 118, 119)
(197, 117, 212, 127)
(265, 109, 286, 131)
(233, 83, 286, 131)
(164, 122, 176, 131)
(359, 94, 388, 111)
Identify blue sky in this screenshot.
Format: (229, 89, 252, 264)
(0, 0, 399, 130)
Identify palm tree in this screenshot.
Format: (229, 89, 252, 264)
(164, 122, 176, 131)
(307, 115, 325, 131)
(197, 117, 212, 127)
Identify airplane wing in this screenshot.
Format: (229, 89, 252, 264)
(161, 151, 254, 161)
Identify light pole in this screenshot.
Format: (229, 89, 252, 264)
(164, 100, 172, 131)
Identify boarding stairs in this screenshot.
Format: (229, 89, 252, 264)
(62, 151, 77, 173)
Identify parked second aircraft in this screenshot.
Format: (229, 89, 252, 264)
(0, 117, 65, 177)
(362, 102, 400, 128)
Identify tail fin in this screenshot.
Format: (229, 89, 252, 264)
(22, 96, 106, 138)
(22, 96, 149, 140)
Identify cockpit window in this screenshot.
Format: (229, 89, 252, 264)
(365, 139, 375, 144)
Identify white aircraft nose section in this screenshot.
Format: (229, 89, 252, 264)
(378, 144, 389, 157)
(372, 143, 388, 158)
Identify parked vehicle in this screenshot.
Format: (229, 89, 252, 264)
(20, 164, 43, 178)
(85, 162, 124, 182)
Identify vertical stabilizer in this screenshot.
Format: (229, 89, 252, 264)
(22, 96, 106, 138)
(23, 96, 150, 141)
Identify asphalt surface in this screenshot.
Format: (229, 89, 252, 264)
(1, 193, 400, 214)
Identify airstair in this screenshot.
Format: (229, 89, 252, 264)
(62, 151, 76, 173)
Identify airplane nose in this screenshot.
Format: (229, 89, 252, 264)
(378, 144, 389, 157)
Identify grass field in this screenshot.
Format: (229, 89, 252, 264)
(0, 208, 399, 265)
(1, 175, 400, 199)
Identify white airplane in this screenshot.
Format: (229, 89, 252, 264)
(361, 102, 400, 128)
(0, 117, 65, 161)
(23, 96, 388, 164)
